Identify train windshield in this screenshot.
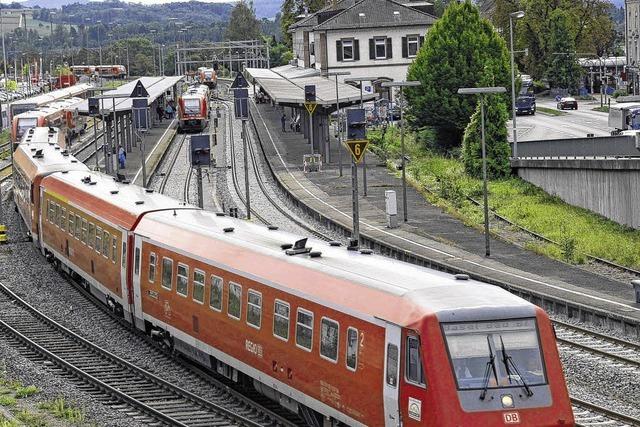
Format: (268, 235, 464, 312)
(442, 318, 547, 391)
(184, 99, 200, 114)
(17, 118, 38, 137)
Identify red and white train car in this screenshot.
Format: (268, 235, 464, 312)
(11, 97, 87, 146)
(197, 67, 217, 89)
(178, 85, 209, 132)
(14, 127, 575, 427)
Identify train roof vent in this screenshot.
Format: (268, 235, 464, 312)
(30, 148, 36, 151)
(328, 241, 341, 247)
(61, 150, 69, 157)
(309, 251, 322, 258)
(135, 200, 144, 205)
(268, 225, 279, 230)
(359, 248, 373, 255)
(54, 146, 60, 150)
(71, 160, 78, 163)
(81, 176, 92, 184)
(454, 274, 470, 280)
(61, 171, 69, 174)
(33, 149, 44, 158)
(215, 212, 226, 217)
(145, 188, 154, 193)
(89, 181, 97, 186)
(286, 238, 311, 256)
(280, 243, 293, 250)
(223, 227, 234, 233)
(110, 190, 119, 195)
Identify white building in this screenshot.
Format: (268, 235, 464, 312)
(289, 0, 436, 99)
(626, 0, 640, 92)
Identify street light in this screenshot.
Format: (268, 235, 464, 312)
(324, 71, 351, 177)
(348, 76, 378, 196)
(457, 86, 507, 257)
(381, 80, 421, 222)
(509, 10, 524, 158)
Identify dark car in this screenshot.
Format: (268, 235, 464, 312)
(516, 96, 536, 115)
(557, 97, 578, 110)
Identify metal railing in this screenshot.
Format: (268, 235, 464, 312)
(513, 135, 640, 159)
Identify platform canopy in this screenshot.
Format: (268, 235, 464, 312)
(245, 65, 376, 108)
(76, 76, 184, 115)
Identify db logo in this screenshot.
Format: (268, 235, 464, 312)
(503, 412, 521, 424)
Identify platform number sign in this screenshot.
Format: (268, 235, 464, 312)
(345, 108, 368, 163)
(344, 140, 369, 163)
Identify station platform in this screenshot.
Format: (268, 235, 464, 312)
(249, 100, 640, 333)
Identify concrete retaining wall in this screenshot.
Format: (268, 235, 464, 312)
(512, 158, 640, 229)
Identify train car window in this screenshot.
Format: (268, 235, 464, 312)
(193, 270, 205, 303)
(102, 231, 109, 257)
(161, 258, 173, 290)
(60, 208, 66, 232)
(320, 318, 339, 363)
(122, 242, 127, 268)
(54, 203, 60, 227)
(46, 200, 51, 222)
(75, 215, 81, 239)
(176, 264, 188, 296)
(68, 213, 75, 236)
(273, 300, 290, 341)
(134, 247, 141, 275)
(346, 327, 358, 371)
(209, 275, 223, 311)
(386, 344, 399, 387)
(81, 219, 88, 244)
(95, 227, 102, 254)
(88, 223, 95, 249)
(296, 309, 314, 352)
(406, 336, 425, 386)
(228, 282, 242, 320)
(111, 236, 118, 263)
(149, 253, 156, 283)
(246, 290, 262, 329)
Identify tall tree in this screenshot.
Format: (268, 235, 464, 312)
(280, 0, 298, 48)
(545, 9, 582, 92)
(406, 0, 511, 151)
(225, 0, 261, 41)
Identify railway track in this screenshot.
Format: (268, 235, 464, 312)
(0, 163, 11, 183)
(572, 398, 639, 427)
(0, 281, 300, 427)
(554, 320, 640, 368)
(158, 133, 188, 196)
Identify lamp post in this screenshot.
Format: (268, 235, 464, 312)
(349, 77, 378, 196)
(509, 10, 524, 158)
(457, 86, 507, 257)
(381, 81, 421, 222)
(150, 29, 157, 76)
(325, 71, 351, 177)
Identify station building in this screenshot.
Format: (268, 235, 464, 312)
(289, 0, 436, 100)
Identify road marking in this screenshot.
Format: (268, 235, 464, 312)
(252, 104, 640, 314)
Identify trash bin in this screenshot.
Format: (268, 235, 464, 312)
(632, 280, 640, 304)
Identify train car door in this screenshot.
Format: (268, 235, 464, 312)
(383, 322, 402, 427)
(132, 234, 144, 331)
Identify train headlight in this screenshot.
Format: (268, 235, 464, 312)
(501, 394, 514, 408)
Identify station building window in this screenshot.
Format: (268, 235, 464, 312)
(209, 275, 223, 311)
(296, 308, 314, 351)
(247, 290, 262, 329)
(162, 257, 173, 290)
(148, 252, 156, 283)
(102, 231, 110, 257)
(320, 318, 339, 363)
(346, 327, 358, 371)
(95, 227, 102, 254)
(375, 37, 387, 59)
(273, 300, 290, 341)
(228, 282, 242, 320)
(342, 39, 354, 61)
(193, 269, 205, 303)
(177, 264, 188, 296)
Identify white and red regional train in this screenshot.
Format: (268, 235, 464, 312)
(11, 97, 87, 145)
(12, 127, 575, 427)
(197, 66, 218, 89)
(177, 84, 210, 132)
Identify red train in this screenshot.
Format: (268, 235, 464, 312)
(178, 85, 210, 132)
(197, 66, 218, 89)
(13, 127, 575, 427)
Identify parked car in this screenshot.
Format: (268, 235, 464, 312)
(516, 96, 536, 115)
(557, 97, 578, 110)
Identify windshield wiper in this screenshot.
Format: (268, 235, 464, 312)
(479, 336, 498, 401)
(500, 336, 534, 397)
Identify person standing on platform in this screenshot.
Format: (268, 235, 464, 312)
(156, 104, 164, 122)
(281, 113, 287, 132)
(118, 145, 126, 169)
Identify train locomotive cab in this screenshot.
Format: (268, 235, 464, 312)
(396, 305, 574, 426)
(178, 85, 210, 132)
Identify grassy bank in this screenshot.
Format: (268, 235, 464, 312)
(368, 126, 640, 268)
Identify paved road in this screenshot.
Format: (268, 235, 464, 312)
(507, 98, 612, 141)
